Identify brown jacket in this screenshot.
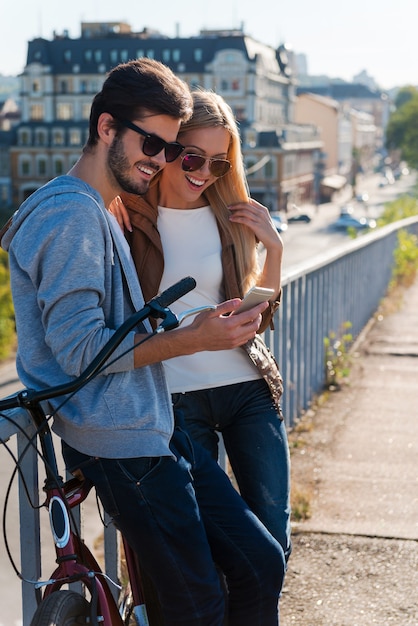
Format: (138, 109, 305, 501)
(120, 187, 284, 415)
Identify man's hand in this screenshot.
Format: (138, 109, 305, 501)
(187, 299, 268, 352)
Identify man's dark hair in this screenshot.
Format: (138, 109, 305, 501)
(85, 58, 192, 149)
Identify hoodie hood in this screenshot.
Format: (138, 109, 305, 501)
(1, 176, 104, 252)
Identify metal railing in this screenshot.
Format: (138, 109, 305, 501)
(265, 215, 418, 427)
(1, 214, 417, 624)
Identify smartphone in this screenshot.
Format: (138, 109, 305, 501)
(233, 286, 275, 313)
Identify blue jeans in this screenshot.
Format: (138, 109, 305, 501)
(172, 379, 292, 561)
(62, 426, 285, 626)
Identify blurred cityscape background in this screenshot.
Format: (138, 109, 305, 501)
(0, 21, 416, 224)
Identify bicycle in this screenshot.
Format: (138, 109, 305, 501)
(0, 277, 213, 626)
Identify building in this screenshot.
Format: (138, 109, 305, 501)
(297, 82, 390, 154)
(10, 22, 322, 210)
(294, 93, 350, 202)
(0, 98, 20, 208)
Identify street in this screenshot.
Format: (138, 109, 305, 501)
(280, 170, 416, 271)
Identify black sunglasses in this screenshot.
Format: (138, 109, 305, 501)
(181, 153, 231, 178)
(120, 119, 184, 163)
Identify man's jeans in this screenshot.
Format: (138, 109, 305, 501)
(62, 426, 285, 626)
(172, 378, 292, 561)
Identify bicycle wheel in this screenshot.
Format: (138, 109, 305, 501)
(29, 590, 90, 626)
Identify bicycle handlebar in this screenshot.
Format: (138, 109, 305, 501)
(0, 276, 197, 411)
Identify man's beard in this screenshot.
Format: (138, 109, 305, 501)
(107, 135, 157, 196)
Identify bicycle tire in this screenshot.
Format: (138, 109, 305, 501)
(29, 590, 90, 626)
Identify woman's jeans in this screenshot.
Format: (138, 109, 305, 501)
(62, 426, 285, 626)
(172, 378, 292, 561)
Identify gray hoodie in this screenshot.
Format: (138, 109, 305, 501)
(2, 176, 174, 458)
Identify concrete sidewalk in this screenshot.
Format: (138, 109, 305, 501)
(281, 277, 418, 625)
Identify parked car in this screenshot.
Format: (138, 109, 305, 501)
(332, 214, 376, 232)
(287, 205, 312, 223)
(355, 192, 369, 204)
(287, 213, 311, 223)
(270, 213, 288, 233)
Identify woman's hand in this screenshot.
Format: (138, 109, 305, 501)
(228, 198, 283, 252)
(108, 196, 133, 232)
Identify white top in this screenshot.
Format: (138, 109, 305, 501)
(158, 205, 260, 393)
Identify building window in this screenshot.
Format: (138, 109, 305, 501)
(35, 129, 47, 145)
(52, 129, 65, 146)
(64, 50, 71, 63)
(54, 159, 64, 175)
(136, 49, 144, 58)
(32, 80, 40, 92)
(121, 50, 129, 62)
(94, 50, 102, 63)
(80, 80, 88, 93)
(146, 49, 155, 59)
(221, 80, 228, 91)
(162, 49, 170, 62)
(19, 129, 31, 146)
(234, 106, 246, 122)
(265, 160, 274, 178)
(69, 128, 82, 145)
(232, 80, 240, 91)
(0, 152, 8, 176)
(84, 50, 93, 62)
(30, 104, 44, 120)
(60, 81, 68, 94)
(57, 103, 73, 120)
(20, 159, 31, 176)
(69, 154, 79, 169)
(194, 48, 203, 62)
(37, 158, 47, 176)
(82, 103, 91, 119)
(173, 49, 181, 62)
(91, 79, 102, 92)
(110, 50, 118, 64)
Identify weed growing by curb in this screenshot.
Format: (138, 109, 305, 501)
(323, 321, 353, 390)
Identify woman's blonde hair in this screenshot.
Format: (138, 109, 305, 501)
(178, 89, 259, 293)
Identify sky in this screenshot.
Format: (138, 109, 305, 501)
(0, 0, 415, 90)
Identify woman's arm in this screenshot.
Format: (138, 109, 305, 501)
(228, 198, 283, 298)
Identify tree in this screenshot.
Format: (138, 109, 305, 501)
(386, 91, 418, 169)
(394, 86, 418, 109)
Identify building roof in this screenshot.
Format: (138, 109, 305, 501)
(297, 92, 339, 110)
(25, 27, 286, 76)
(297, 83, 385, 100)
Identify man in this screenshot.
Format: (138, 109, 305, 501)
(2, 59, 285, 625)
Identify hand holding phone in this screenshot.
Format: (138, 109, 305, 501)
(233, 286, 274, 314)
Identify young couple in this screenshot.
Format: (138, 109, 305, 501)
(2, 58, 289, 625)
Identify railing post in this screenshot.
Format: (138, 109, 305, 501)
(17, 424, 41, 625)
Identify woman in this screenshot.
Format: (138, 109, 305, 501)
(112, 89, 291, 561)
